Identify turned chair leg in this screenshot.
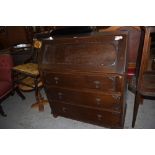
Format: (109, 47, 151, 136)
(132, 92, 142, 128)
(0, 104, 7, 117)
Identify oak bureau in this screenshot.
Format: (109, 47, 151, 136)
(38, 32, 128, 128)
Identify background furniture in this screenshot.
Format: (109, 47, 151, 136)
(0, 44, 35, 66)
(132, 27, 155, 127)
(11, 43, 34, 66)
(0, 54, 13, 116)
(0, 52, 25, 116)
(39, 32, 128, 128)
(0, 26, 35, 66)
(0, 26, 33, 50)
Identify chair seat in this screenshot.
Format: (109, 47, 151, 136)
(13, 63, 39, 76)
(0, 81, 12, 98)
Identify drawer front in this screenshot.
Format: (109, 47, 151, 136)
(43, 72, 122, 92)
(46, 86, 122, 112)
(50, 101, 122, 128)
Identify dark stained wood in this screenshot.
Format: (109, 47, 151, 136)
(51, 101, 122, 128)
(43, 72, 122, 92)
(40, 34, 127, 74)
(45, 86, 122, 112)
(39, 32, 128, 128)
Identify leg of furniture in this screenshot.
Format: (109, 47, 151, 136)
(15, 87, 26, 100)
(31, 78, 48, 111)
(53, 113, 58, 118)
(31, 88, 48, 111)
(12, 69, 26, 100)
(0, 104, 7, 117)
(139, 96, 144, 105)
(132, 92, 141, 128)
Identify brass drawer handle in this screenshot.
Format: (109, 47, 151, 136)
(96, 98, 101, 105)
(58, 92, 63, 100)
(97, 114, 102, 121)
(108, 76, 115, 81)
(113, 103, 121, 111)
(112, 95, 121, 111)
(94, 80, 101, 89)
(54, 77, 59, 84)
(62, 107, 67, 113)
(112, 95, 121, 101)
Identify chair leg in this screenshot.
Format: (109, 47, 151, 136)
(10, 90, 15, 96)
(132, 92, 142, 128)
(139, 96, 144, 104)
(0, 104, 7, 117)
(15, 87, 26, 100)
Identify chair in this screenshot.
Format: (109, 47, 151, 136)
(12, 40, 48, 112)
(132, 27, 155, 128)
(0, 52, 25, 116)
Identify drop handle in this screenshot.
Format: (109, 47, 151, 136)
(112, 96, 121, 111)
(94, 80, 101, 89)
(97, 114, 102, 121)
(54, 77, 59, 84)
(96, 98, 101, 105)
(58, 92, 63, 100)
(113, 104, 120, 111)
(62, 107, 67, 113)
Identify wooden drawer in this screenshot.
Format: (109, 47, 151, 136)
(43, 72, 122, 92)
(45, 86, 122, 112)
(50, 101, 122, 128)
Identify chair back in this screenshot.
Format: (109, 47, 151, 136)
(0, 53, 13, 83)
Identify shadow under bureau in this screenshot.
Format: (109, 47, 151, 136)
(38, 32, 128, 128)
